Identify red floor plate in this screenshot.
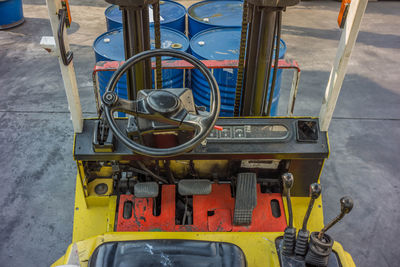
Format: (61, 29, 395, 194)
(117, 184, 287, 232)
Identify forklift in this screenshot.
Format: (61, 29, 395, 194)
(47, 0, 368, 265)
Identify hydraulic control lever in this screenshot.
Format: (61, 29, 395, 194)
(305, 196, 354, 267)
(281, 173, 296, 256)
(295, 183, 322, 258)
(318, 196, 354, 239)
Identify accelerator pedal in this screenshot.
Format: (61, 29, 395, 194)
(233, 173, 258, 226)
(178, 179, 212, 196)
(134, 182, 159, 198)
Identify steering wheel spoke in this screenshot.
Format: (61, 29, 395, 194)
(112, 97, 150, 117)
(181, 112, 209, 132)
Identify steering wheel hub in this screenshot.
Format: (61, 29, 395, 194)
(147, 90, 180, 114)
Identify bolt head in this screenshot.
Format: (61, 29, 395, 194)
(282, 173, 294, 189)
(340, 196, 354, 214)
(309, 183, 322, 199)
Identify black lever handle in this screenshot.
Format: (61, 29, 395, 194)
(301, 183, 322, 231)
(281, 173, 296, 256)
(295, 183, 322, 257)
(318, 196, 353, 239)
(282, 172, 294, 227)
(58, 8, 73, 66)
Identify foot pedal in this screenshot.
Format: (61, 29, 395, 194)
(134, 182, 159, 198)
(178, 179, 212, 196)
(233, 173, 257, 226)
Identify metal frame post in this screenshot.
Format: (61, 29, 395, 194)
(45, 0, 83, 133)
(319, 0, 368, 131)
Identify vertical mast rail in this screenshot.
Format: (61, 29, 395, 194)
(45, 0, 83, 133)
(319, 0, 368, 131)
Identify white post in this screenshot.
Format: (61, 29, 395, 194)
(45, 0, 83, 133)
(319, 0, 368, 131)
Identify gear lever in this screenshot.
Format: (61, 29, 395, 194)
(305, 196, 354, 266)
(281, 173, 296, 256)
(318, 196, 353, 239)
(295, 183, 322, 257)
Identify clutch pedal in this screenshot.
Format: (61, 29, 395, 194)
(233, 173, 257, 226)
(178, 179, 212, 196)
(134, 182, 159, 198)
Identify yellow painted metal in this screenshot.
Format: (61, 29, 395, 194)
(52, 255, 65, 266)
(53, 231, 355, 267)
(87, 178, 113, 196)
(169, 159, 229, 178)
(53, 117, 349, 266)
(72, 173, 117, 243)
(283, 196, 325, 232)
(55, 172, 355, 267)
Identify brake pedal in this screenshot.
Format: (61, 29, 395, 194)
(178, 179, 212, 196)
(233, 173, 257, 226)
(134, 182, 159, 198)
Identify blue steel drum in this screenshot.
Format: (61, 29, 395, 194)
(105, 1, 186, 33)
(190, 27, 286, 117)
(93, 26, 189, 115)
(0, 0, 24, 30)
(188, 1, 243, 38)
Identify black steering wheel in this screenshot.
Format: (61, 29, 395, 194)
(101, 49, 220, 157)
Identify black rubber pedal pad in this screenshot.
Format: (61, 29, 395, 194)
(178, 179, 212, 196)
(134, 182, 159, 198)
(233, 173, 257, 226)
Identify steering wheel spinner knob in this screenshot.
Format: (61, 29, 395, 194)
(103, 91, 118, 106)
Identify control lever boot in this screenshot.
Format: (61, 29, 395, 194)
(305, 196, 353, 266)
(281, 173, 296, 256)
(295, 183, 322, 258)
(305, 231, 333, 267)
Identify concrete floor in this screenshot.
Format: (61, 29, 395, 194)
(0, 0, 399, 266)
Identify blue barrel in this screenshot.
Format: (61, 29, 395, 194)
(188, 1, 243, 38)
(105, 1, 186, 33)
(0, 0, 24, 30)
(93, 26, 189, 115)
(190, 27, 286, 117)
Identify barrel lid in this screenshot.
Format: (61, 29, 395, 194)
(190, 27, 286, 60)
(104, 5, 121, 25)
(105, 1, 186, 25)
(93, 26, 189, 61)
(190, 27, 241, 60)
(188, 1, 243, 27)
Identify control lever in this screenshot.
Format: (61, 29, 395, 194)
(305, 196, 353, 267)
(318, 196, 353, 239)
(295, 183, 322, 258)
(281, 173, 296, 256)
(93, 119, 115, 152)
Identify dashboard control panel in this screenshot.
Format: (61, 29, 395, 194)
(208, 124, 289, 141)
